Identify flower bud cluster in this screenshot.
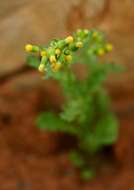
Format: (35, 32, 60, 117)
(25, 29, 113, 74)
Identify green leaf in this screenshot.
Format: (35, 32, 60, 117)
(106, 63, 125, 73)
(37, 112, 77, 134)
(94, 114, 118, 145)
(87, 70, 107, 91)
(95, 89, 110, 113)
(80, 135, 101, 153)
(69, 151, 85, 167)
(81, 168, 94, 180)
(61, 99, 82, 122)
(81, 114, 118, 153)
(26, 55, 40, 69)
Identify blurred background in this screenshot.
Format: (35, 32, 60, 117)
(0, 0, 134, 189)
(0, 0, 134, 75)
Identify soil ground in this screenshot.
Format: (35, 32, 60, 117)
(0, 72, 134, 190)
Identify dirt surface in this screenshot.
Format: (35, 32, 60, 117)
(0, 72, 134, 190)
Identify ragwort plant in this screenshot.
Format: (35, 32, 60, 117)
(25, 29, 121, 179)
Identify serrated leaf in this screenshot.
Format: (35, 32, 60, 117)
(37, 112, 77, 134)
(94, 114, 118, 145)
(81, 114, 118, 153)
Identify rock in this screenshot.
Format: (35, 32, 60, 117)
(0, 0, 133, 82)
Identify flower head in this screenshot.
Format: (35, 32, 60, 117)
(65, 36, 74, 44)
(25, 44, 33, 52)
(76, 41, 83, 48)
(55, 49, 61, 56)
(38, 64, 45, 72)
(50, 55, 57, 63)
(105, 43, 113, 52)
(41, 51, 47, 57)
(25, 29, 113, 75)
(65, 55, 73, 62)
(51, 62, 62, 72)
(97, 48, 105, 56)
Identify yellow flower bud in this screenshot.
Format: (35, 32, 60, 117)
(49, 55, 56, 63)
(98, 48, 105, 56)
(25, 44, 33, 52)
(55, 49, 61, 55)
(51, 62, 56, 67)
(38, 64, 45, 72)
(76, 41, 83, 48)
(84, 29, 89, 35)
(65, 55, 72, 62)
(106, 43, 113, 52)
(41, 51, 47, 57)
(51, 62, 62, 72)
(92, 32, 98, 38)
(65, 36, 74, 44)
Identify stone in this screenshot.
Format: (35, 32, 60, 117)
(0, 0, 133, 84)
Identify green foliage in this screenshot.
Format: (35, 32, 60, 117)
(25, 29, 121, 179)
(26, 54, 40, 69)
(69, 151, 85, 168)
(81, 169, 95, 180)
(37, 112, 78, 135)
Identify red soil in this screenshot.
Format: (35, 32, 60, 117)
(0, 76, 134, 190)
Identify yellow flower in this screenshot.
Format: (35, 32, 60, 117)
(38, 64, 45, 72)
(98, 48, 105, 56)
(41, 51, 47, 57)
(65, 55, 72, 62)
(49, 55, 56, 63)
(25, 44, 33, 52)
(92, 32, 98, 38)
(106, 43, 113, 52)
(65, 36, 74, 44)
(84, 29, 89, 35)
(55, 49, 61, 56)
(76, 41, 83, 48)
(51, 62, 62, 72)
